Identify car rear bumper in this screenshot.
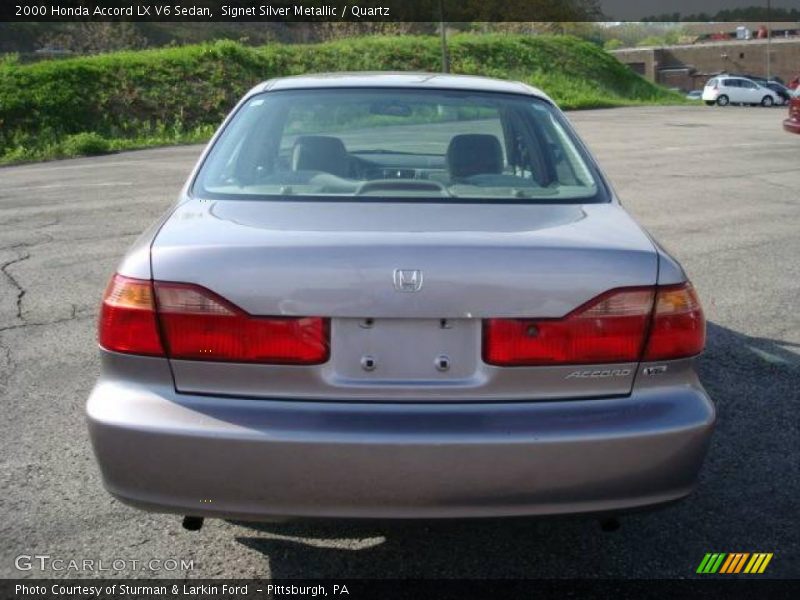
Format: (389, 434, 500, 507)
(783, 118, 800, 134)
(87, 355, 715, 520)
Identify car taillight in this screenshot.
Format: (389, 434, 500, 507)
(484, 288, 655, 366)
(484, 283, 705, 366)
(98, 274, 165, 356)
(154, 281, 328, 364)
(98, 274, 328, 364)
(643, 283, 705, 360)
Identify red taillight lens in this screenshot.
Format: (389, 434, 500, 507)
(484, 283, 705, 366)
(98, 274, 165, 356)
(154, 282, 328, 364)
(484, 288, 655, 366)
(98, 275, 329, 364)
(643, 283, 705, 360)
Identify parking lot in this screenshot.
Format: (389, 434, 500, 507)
(1, 105, 798, 579)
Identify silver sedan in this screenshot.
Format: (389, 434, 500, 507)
(87, 73, 714, 526)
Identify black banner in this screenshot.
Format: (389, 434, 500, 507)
(4, 579, 800, 600)
(2, 0, 800, 22)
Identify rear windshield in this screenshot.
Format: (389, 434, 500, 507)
(193, 88, 605, 203)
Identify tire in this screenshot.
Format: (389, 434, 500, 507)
(761, 96, 774, 107)
(716, 95, 730, 106)
(705, 100, 715, 106)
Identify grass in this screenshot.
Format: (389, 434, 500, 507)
(0, 124, 216, 164)
(0, 35, 683, 165)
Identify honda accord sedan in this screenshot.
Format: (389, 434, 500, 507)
(87, 73, 714, 525)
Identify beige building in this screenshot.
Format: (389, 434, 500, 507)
(612, 37, 800, 91)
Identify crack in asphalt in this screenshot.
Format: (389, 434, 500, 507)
(0, 305, 86, 387)
(1, 249, 30, 323)
(62, 230, 142, 243)
(0, 304, 84, 334)
(0, 233, 55, 252)
(0, 229, 140, 250)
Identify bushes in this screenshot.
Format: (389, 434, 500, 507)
(61, 132, 110, 156)
(0, 35, 680, 164)
(0, 53, 20, 66)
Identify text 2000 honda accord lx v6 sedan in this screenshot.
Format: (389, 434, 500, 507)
(87, 73, 714, 526)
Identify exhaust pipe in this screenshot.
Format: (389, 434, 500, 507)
(182, 516, 204, 531)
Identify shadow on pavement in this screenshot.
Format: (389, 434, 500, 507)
(229, 322, 799, 578)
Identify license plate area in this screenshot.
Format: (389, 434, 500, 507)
(330, 318, 480, 383)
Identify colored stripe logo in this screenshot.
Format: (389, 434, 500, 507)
(697, 553, 773, 574)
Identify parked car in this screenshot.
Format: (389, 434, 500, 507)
(732, 73, 785, 86)
(784, 88, 800, 134)
(702, 76, 781, 106)
(686, 90, 703, 101)
(764, 81, 792, 105)
(87, 73, 714, 526)
(736, 75, 791, 104)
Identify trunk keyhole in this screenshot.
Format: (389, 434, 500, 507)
(361, 355, 377, 371)
(435, 355, 450, 372)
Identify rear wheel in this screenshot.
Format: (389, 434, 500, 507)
(716, 95, 730, 106)
(761, 96, 774, 107)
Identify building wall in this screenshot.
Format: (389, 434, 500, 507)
(612, 39, 800, 90)
(612, 48, 658, 81)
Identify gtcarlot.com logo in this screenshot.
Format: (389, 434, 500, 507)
(696, 552, 773, 574)
(14, 554, 194, 572)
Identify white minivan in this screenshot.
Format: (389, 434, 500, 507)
(703, 77, 780, 106)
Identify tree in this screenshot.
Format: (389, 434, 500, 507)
(41, 23, 147, 54)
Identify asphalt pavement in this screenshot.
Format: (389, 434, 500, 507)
(0, 105, 798, 579)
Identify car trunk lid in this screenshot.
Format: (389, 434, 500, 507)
(150, 198, 658, 401)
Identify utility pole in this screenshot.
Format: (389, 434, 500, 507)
(439, 0, 450, 73)
(767, 0, 772, 80)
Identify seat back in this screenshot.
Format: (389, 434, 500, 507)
(292, 136, 349, 177)
(446, 134, 503, 180)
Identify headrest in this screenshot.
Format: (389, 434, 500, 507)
(446, 134, 503, 179)
(292, 135, 349, 177)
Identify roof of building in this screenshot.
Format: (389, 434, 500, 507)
(683, 22, 800, 36)
(611, 35, 800, 53)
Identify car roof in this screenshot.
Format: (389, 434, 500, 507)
(255, 72, 552, 101)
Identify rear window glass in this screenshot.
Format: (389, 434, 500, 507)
(193, 89, 605, 203)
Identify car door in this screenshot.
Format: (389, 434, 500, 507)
(740, 79, 760, 103)
(719, 79, 736, 102)
(723, 79, 743, 103)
